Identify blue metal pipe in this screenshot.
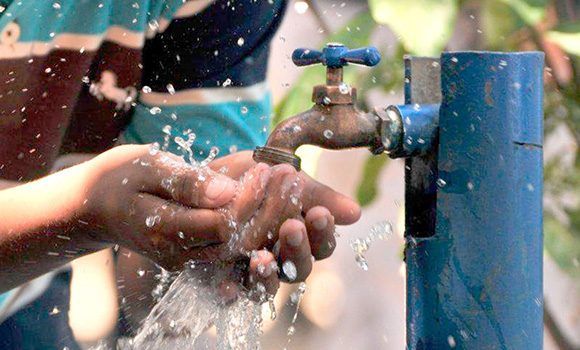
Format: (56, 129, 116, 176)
(386, 104, 439, 158)
(405, 52, 544, 349)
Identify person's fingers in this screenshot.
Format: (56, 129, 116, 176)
(209, 151, 255, 179)
(242, 164, 303, 251)
(300, 172, 361, 225)
(208, 150, 361, 226)
(247, 250, 280, 302)
(142, 152, 238, 209)
(227, 163, 271, 225)
(278, 219, 313, 283)
(304, 206, 336, 260)
(125, 193, 226, 270)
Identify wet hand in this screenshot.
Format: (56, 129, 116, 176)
(209, 151, 361, 300)
(80, 144, 240, 269)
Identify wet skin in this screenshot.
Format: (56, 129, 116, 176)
(0, 146, 361, 300)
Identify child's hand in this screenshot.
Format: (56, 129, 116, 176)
(79, 144, 240, 268)
(207, 151, 362, 300)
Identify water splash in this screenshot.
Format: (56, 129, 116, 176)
(284, 282, 307, 349)
(174, 133, 197, 164)
(106, 130, 293, 349)
(350, 220, 393, 271)
(116, 265, 262, 350)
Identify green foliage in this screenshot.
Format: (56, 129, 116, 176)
(368, 0, 458, 56)
(547, 22, 580, 56)
(498, 0, 547, 25)
(356, 155, 389, 206)
(481, 0, 526, 49)
(544, 158, 580, 277)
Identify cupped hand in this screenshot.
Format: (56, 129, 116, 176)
(81, 145, 361, 303)
(208, 150, 361, 301)
(81, 144, 242, 268)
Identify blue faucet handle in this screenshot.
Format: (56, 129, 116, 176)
(292, 48, 324, 66)
(341, 46, 381, 67)
(292, 44, 381, 68)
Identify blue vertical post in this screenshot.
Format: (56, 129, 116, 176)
(405, 52, 545, 349)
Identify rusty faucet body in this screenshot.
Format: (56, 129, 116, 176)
(253, 44, 402, 170)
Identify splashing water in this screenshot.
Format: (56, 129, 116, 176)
(350, 220, 393, 271)
(115, 265, 263, 350)
(284, 282, 307, 349)
(104, 133, 273, 350)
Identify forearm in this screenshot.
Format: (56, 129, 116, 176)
(0, 163, 106, 292)
(0, 179, 18, 190)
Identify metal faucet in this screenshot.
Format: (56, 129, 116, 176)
(253, 44, 381, 169)
(253, 43, 439, 169)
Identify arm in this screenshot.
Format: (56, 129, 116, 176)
(0, 160, 105, 290)
(0, 180, 17, 190)
(0, 145, 238, 293)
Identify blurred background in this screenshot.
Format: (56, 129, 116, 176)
(68, 0, 579, 349)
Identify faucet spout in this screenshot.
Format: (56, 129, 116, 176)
(267, 104, 383, 153)
(254, 104, 384, 170)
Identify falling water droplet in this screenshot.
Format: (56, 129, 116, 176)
(149, 142, 160, 155)
(145, 215, 160, 227)
(199, 146, 220, 167)
(294, 1, 309, 14)
(241, 106, 248, 114)
(268, 299, 277, 320)
(166, 84, 175, 95)
(148, 19, 159, 31)
(448, 335, 457, 348)
(142, 86, 152, 93)
(52, 2, 61, 10)
(355, 254, 369, 271)
(150, 106, 162, 115)
(237, 37, 245, 46)
(323, 129, 334, 139)
(282, 261, 297, 281)
(436, 178, 447, 187)
(137, 269, 145, 277)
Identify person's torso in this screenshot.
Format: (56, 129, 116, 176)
(0, 0, 286, 181)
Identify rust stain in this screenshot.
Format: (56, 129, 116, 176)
(484, 81, 494, 107)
